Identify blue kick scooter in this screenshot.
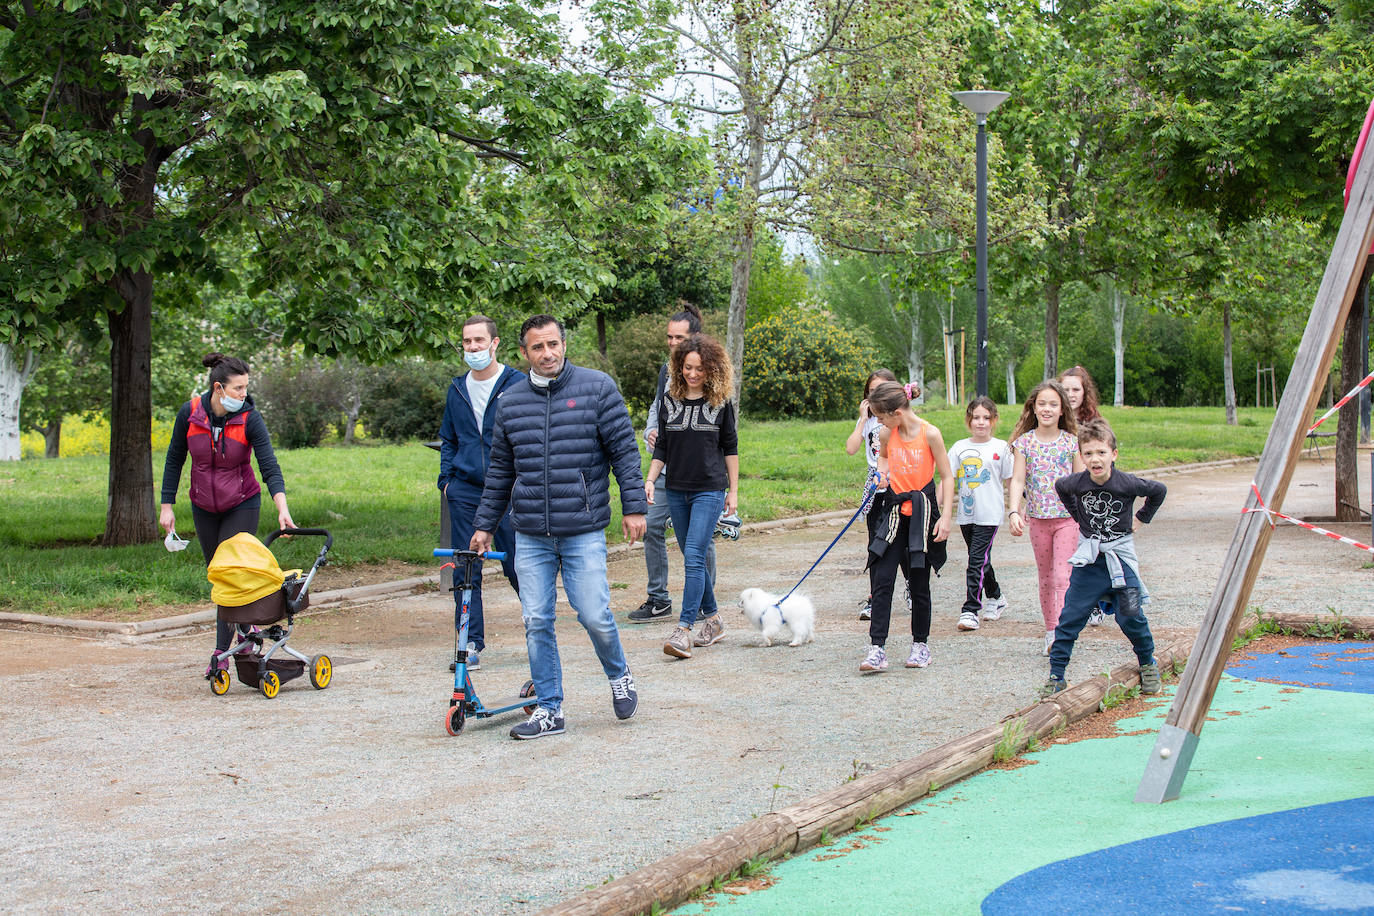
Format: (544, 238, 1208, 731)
(434, 548, 537, 736)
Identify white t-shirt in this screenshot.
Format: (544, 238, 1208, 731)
(861, 416, 884, 472)
(466, 366, 503, 428)
(948, 436, 1014, 525)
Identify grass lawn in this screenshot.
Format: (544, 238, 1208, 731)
(0, 406, 1276, 619)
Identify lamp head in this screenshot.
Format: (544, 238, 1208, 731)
(953, 90, 1010, 124)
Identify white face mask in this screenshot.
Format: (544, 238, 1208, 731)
(164, 530, 189, 552)
(220, 395, 245, 412)
(529, 371, 552, 388)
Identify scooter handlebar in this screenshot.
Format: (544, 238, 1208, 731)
(433, 549, 507, 560)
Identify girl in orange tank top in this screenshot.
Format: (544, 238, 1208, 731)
(859, 381, 954, 673)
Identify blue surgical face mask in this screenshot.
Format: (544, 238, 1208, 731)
(464, 346, 493, 371)
(220, 395, 245, 412)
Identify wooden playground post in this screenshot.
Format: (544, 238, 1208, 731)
(1135, 140, 1374, 804)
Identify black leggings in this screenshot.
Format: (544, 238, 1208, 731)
(868, 512, 933, 647)
(193, 497, 261, 652)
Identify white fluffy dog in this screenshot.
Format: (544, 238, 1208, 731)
(739, 588, 816, 647)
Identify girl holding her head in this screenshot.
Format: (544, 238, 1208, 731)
(845, 368, 898, 620)
(1007, 380, 1085, 655)
(860, 381, 954, 673)
(646, 334, 739, 660)
(160, 353, 296, 679)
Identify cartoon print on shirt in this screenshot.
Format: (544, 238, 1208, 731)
(955, 451, 993, 516)
(1079, 490, 1124, 537)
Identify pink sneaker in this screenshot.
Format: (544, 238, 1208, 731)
(859, 645, 889, 673)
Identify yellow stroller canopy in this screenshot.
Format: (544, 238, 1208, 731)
(208, 533, 299, 607)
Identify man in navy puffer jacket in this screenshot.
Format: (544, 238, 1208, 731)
(473, 315, 648, 740)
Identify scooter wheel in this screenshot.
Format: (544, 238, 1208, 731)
(445, 703, 466, 736)
(260, 670, 280, 699)
(520, 679, 537, 715)
(309, 654, 332, 689)
(210, 669, 230, 696)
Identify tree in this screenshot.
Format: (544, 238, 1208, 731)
(0, 343, 35, 460)
(2, 1, 697, 543)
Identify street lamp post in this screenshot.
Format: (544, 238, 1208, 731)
(953, 90, 1009, 398)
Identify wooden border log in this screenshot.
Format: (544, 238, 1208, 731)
(1046, 675, 1110, 721)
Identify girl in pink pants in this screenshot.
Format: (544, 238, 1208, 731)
(1008, 381, 1085, 655)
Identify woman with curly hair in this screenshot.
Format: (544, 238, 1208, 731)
(645, 334, 739, 659)
(1058, 365, 1102, 424)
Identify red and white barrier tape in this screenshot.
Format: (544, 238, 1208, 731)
(1308, 371, 1374, 434)
(1243, 482, 1374, 555)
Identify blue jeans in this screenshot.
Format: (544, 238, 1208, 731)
(644, 470, 716, 604)
(515, 530, 630, 712)
(1049, 556, 1155, 678)
(667, 488, 725, 629)
(447, 484, 518, 651)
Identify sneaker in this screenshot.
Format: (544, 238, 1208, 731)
(1039, 675, 1068, 698)
(663, 626, 693, 659)
(628, 598, 673, 624)
(1139, 661, 1162, 695)
(1043, 630, 1055, 656)
(692, 614, 726, 647)
(509, 706, 565, 740)
(859, 597, 872, 620)
(957, 612, 980, 631)
(610, 673, 638, 719)
(981, 596, 1007, 621)
(859, 645, 889, 673)
(448, 643, 481, 673)
(905, 642, 932, 668)
(1088, 607, 1105, 627)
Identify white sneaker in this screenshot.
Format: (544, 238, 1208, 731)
(1043, 630, 1055, 656)
(981, 596, 1007, 621)
(859, 644, 888, 673)
(1087, 607, 1105, 627)
(905, 642, 932, 668)
(957, 612, 980, 631)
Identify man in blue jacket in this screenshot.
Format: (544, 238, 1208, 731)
(472, 314, 648, 740)
(439, 315, 524, 671)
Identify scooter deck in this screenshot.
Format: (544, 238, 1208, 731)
(473, 694, 538, 718)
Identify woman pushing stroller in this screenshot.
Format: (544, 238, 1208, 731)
(159, 353, 297, 679)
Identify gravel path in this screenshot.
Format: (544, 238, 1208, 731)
(2, 455, 1369, 914)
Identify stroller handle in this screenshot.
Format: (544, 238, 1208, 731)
(434, 549, 507, 560)
(265, 528, 333, 550)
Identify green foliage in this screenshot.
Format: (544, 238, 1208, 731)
(252, 357, 349, 450)
(743, 310, 878, 420)
(359, 361, 452, 444)
(993, 720, 1026, 763)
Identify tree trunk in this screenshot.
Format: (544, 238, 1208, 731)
(596, 312, 608, 357)
(103, 268, 158, 545)
(0, 344, 37, 461)
(906, 289, 925, 404)
(42, 418, 61, 458)
(1222, 300, 1237, 425)
(1112, 282, 1126, 407)
(1335, 288, 1365, 521)
(1042, 280, 1060, 380)
(343, 394, 360, 445)
(1005, 360, 1017, 406)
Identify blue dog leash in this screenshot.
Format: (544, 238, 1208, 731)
(778, 474, 880, 607)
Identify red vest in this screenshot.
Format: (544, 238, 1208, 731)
(186, 398, 261, 513)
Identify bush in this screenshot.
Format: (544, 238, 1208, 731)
(360, 359, 453, 443)
(743, 310, 878, 420)
(253, 357, 347, 449)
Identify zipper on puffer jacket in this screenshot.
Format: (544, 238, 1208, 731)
(542, 388, 552, 535)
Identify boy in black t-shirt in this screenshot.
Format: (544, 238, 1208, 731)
(1040, 419, 1167, 698)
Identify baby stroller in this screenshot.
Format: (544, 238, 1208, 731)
(206, 528, 333, 699)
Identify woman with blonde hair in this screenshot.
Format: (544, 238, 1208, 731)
(645, 334, 739, 659)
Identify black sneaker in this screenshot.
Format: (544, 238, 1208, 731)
(510, 706, 565, 740)
(627, 599, 672, 623)
(610, 673, 638, 720)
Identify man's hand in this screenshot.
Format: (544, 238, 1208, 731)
(469, 530, 493, 553)
(646, 429, 658, 450)
(644, 478, 655, 505)
(622, 513, 647, 546)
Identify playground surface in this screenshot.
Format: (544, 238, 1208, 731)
(1, 454, 1371, 913)
(672, 637, 1374, 915)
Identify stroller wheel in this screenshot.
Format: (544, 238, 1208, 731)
(445, 703, 466, 736)
(260, 670, 281, 699)
(210, 669, 231, 696)
(520, 679, 537, 715)
(310, 654, 332, 689)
